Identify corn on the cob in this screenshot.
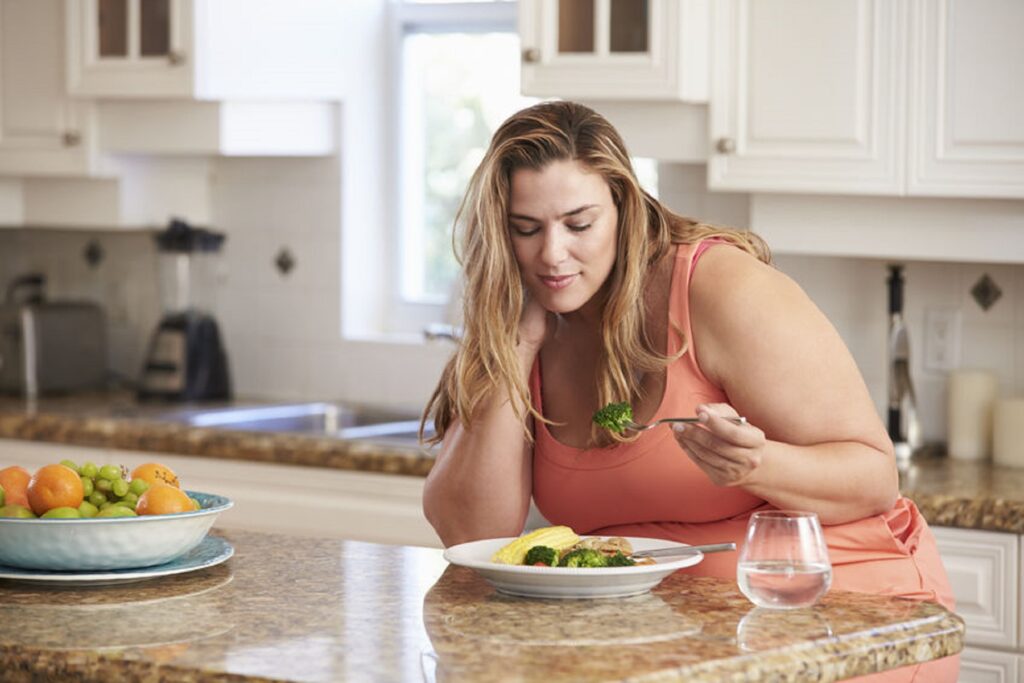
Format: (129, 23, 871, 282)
(491, 525, 580, 565)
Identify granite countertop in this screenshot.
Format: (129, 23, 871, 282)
(1, 395, 1023, 533)
(0, 393, 436, 477)
(0, 529, 963, 683)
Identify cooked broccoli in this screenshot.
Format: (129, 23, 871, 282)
(558, 548, 609, 568)
(592, 401, 633, 433)
(606, 551, 636, 567)
(524, 545, 559, 566)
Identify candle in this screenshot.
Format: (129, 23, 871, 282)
(993, 399, 1024, 468)
(947, 370, 998, 461)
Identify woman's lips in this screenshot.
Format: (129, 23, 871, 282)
(539, 274, 578, 290)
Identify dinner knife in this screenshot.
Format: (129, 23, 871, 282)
(631, 542, 737, 559)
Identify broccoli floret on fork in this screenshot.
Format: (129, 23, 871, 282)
(592, 401, 633, 434)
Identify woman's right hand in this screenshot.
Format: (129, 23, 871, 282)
(517, 288, 549, 352)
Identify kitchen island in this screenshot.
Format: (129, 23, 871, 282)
(0, 529, 963, 683)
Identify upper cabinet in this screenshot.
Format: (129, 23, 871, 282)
(66, 0, 344, 100)
(519, 0, 709, 101)
(709, 0, 1024, 200)
(0, 0, 97, 176)
(907, 0, 1024, 198)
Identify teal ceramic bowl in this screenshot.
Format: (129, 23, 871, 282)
(0, 490, 232, 571)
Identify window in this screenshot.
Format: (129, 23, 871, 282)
(388, 0, 658, 336)
(390, 0, 530, 334)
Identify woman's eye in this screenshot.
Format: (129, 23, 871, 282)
(512, 225, 540, 237)
(566, 223, 591, 232)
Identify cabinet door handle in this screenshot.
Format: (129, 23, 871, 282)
(522, 48, 540, 63)
(62, 131, 81, 147)
(168, 50, 187, 66)
(715, 137, 736, 154)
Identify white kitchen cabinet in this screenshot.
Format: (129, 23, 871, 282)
(0, 438, 441, 548)
(519, 0, 709, 101)
(907, 0, 1024, 199)
(66, 0, 344, 100)
(708, 0, 904, 195)
(932, 526, 1018, 649)
(0, 0, 97, 176)
(958, 647, 1021, 683)
(709, 0, 1024, 199)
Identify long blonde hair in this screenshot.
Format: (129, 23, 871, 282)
(422, 101, 770, 446)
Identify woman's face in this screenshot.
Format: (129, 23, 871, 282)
(508, 159, 619, 317)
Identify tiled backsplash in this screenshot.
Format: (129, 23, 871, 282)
(0, 159, 1021, 442)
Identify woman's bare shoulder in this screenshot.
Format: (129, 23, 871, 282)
(689, 243, 799, 321)
(688, 243, 814, 383)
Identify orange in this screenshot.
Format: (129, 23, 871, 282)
(136, 484, 193, 516)
(0, 466, 31, 508)
(130, 462, 180, 489)
(27, 464, 85, 516)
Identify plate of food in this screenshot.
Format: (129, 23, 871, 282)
(443, 526, 704, 599)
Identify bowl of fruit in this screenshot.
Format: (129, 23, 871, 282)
(0, 460, 232, 571)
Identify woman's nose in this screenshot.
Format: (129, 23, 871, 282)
(539, 228, 568, 265)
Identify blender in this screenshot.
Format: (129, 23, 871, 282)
(138, 219, 232, 401)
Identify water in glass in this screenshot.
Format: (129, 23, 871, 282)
(737, 511, 832, 609)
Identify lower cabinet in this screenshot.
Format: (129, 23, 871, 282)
(0, 438, 440, 549)
(958, 647, 1022, 683)
(932, 526, 1023, 683)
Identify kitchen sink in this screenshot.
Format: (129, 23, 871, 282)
(154, 402, 434, 446)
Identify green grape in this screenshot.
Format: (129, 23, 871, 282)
(41, 507, 81, 519)
(112, 478, 129, 498)
(59, 459, 80, 474)
(95, 478, 113, 494)
(77, 500, 99, 518)
(80, 462, 98, 479)
(88, 490, 107, 507)
(128, 478, 150, 496)
(98, 464, 121, 481)
(120, 492, 138, 506)
(95, 506, 136, 518)
(80, 476, 94, 497)
(190, 497, 201, 511)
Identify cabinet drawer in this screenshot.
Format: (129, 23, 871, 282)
(958, 647, 1021, 683)
(933, 526, 1019, 650)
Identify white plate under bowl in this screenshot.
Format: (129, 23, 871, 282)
(0, 490, 232, 571)
(0, 535, 234, 586)
(443, 536, 703, 599)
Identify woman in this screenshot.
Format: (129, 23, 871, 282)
(421, 101, 955, 681)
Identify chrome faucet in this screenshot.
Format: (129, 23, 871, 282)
(423, 323, 461, 342)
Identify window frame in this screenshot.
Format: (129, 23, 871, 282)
(386, 0, 519, 336)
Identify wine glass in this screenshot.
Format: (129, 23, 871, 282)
(736, 510, 832, 609)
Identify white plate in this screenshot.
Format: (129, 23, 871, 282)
(443, 536, 702, 599)
(0, 535, 234, 586)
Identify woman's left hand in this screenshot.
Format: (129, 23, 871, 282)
(672, 403, 767, 487)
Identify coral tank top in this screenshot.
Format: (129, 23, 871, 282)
(529, 240, 955, 622)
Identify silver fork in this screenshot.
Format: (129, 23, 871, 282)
(625, 415, 747, 432)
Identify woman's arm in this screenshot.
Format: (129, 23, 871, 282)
(679, 245, 898, 525)
(422, 298, 548, 547)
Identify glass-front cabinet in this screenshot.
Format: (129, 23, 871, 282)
(0, 0, 96, 176)
(66, 0, 192, 97)
(519, 0, 709, 101)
